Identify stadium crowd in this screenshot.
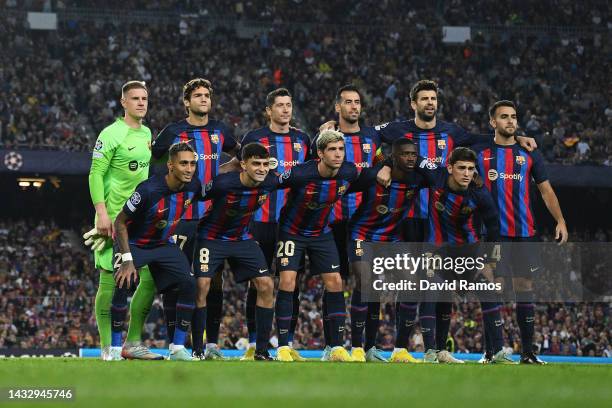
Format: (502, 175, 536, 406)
(1, 5, 610, 165)
(1, 219, 610, 357)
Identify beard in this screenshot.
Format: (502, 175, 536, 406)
(190, 108, 208, 117)
(497, 126, 516, 138)
(416, 109, 436, 122)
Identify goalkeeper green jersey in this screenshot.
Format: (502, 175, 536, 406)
(89, 117, 152, 219)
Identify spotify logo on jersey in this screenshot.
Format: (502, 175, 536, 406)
(129, 160, 138, 171)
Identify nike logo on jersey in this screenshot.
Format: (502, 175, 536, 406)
(227, 199, 240, 204)
(158, 208, 169, 214)
(259, 269, 268, 274)
(483, 157, 494, 160)
(376, 193, 389, 197)
(305, 191, 319, 195)
(128, 146, 136, 151)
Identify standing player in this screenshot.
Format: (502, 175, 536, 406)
(476, 101, 567, 364)
(415, 148, 513, 364)
(192, 143, 279, 361)
(346, 139, 425, 363)
(311, 85, 383, 362)
(237, 88, 311, 361)
(275, 130, 358, 362)
(372, 80, 536, 352)
(112, 142, 200, 361)
(152, 78, 238, 360)
(87, 80, 160, 361)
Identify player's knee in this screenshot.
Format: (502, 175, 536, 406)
(513, 277, 533, 292)
(278, 274, 296, 292)
(323, 273, 343, 292)
(177, 278, 196, 301)
(196, 278, 211, 305)
(254, 277, 274, 297)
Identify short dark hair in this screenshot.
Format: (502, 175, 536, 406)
(335, 84, 362, 104)
(489, 100, 516, 118)
(410, 80, 438, 101)
(392, 138, 416, 153)
(449, 147, 477, 165)
(241, 142, 270, 161)
(183, 78, 213, 101)
(266, 88, 291, 108)
(169, 142, 195, 159)
(121, 80, 147, 98)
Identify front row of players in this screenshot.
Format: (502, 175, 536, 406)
(109, 127, 532, 363)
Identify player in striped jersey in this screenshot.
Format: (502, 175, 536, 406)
(475, 101, 567, 364)
(275, 130, 358, 362)
(311, 85, 383, 362)
(111, 142, 201, 361)
(415, 148, 512, 364)
(152, 78, 238, 360)
(237, 88, 311, 361)
(347, 138, 427, 363)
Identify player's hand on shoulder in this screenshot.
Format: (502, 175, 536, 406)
(318, 120, 337, 132)
(376, 165, 392, 188)
(516, 135, 537, 152)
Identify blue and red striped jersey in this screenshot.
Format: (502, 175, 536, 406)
(417, 162, 500, 245)
(152, 119, 237, 219)
(348, 165, 426, 242)
(196, 172, 279, 241)
(475, 142, 548, 238)
(123, 174, 201, 248)
(376, 120, 483, 219)
(278, 160, 358, 237)
(239, 126, 311, 223)
(312, 127, 381, 223)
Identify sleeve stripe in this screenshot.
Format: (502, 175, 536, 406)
(126, 201, 136, 212)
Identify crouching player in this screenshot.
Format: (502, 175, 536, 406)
(192, 143, 277, 361)
(112, 142, 200, 361)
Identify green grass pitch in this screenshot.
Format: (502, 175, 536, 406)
(1, 359, 610, 407)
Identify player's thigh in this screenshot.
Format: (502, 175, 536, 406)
(306, 232, 341, 275)
(171, 219, 198, 265)
(227, 240, 271, 283)
(250, 221, 278, 269)
(501, 237, 541, 283)
(331, 220, 350, 280)
(276, 233, 307, 274)
(149, 245, 195, 294)
(193, 239, 227, 281)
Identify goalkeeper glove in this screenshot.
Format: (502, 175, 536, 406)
(83, 227, 108, 251)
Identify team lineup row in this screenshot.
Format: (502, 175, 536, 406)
(86, 79, 568, 363)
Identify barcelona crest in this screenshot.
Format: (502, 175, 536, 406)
(362, 143, 371, 153)
(515, 155, 526, 165)
(211, 134, 219, 144)
(293, 143, 302, 152)
(437, 139, 446, 150)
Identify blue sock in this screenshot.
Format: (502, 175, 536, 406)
(173, 302, 194, 346)
(110, 288, 128, 347)
(365, 301, 380, 350)
(517, 301, 535, 353)
(326, 291, 347, 347)
(255, 306, 274, 352)
(275, 290, 293, 347)
(396, 302, 417, 349)
(322, 291, 331, 346)
(481, 302, 503, 353)
(246, 286, 257, 344)
(205, 289, 223, 345)
(289, 287, 300, 344)
(350, 290, 367, 348)
(435, 302, 452, 351)
(419, 302, 436, 350)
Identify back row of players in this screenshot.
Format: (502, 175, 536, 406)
(88, 78, 567, 362)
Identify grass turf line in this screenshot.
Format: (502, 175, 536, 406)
(0, 359, 609, 408)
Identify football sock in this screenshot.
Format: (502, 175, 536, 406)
(350, 290, 367, 348)
(481, 302, 503, 353)
(126, 267, 155, 343)
(95, 270, 115, 348)
(517, 301, 536, 353)
(395, 302, 418, 349)
(255, 306, 274, 352)
(191, 307, 207, 354)
(326, 291, 347, 347)
(365, 301, 381, 350)
(173, 301, 195, 346)
(162, 288, 178, 343)
(275, 290, 294, 347)
(206, 288, 223, 345)
(110, 287, 128, 347)
(246, 285, 258, 344)
(419, 302, 436, 350)
(289, 287, 300, 345)
(435, 302, 452, 351)
(322, 291, 331, 346)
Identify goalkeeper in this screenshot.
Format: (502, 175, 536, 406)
(87, 81, 161, 361)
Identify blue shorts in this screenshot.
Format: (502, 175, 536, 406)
(331, 220, 350, 279)
(193, 239, 270, 282)
(497, 236, 542, 279)
(276, 232, 340, 275)
(113, 243, 194, 293)
(171, 219, 198, 265)
(250, 221, 278, 269)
